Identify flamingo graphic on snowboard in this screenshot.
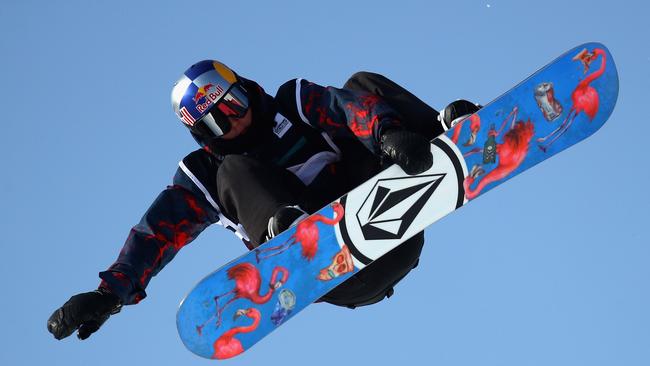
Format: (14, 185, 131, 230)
(463, 106, 536, 200)
(255, 202, 345, 262)
(212, 308, 261, 360)
(196, 263, 288, 333)
(537, 47, 607, 152)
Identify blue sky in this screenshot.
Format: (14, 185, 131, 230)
(1, 1, 648, 365)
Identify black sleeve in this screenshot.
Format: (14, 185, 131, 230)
(276, 78, 403, 154)
(98, 150, 224, 305)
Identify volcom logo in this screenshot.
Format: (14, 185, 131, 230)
(357, 174, 445, 240)
(336, 137, 467, 268)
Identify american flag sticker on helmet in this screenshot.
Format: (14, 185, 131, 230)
(179, 107, 196, 126)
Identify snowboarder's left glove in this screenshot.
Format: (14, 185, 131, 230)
(47, 288, 122, 340)
(380, 129, 433, 175)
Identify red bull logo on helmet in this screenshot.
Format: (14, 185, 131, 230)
(193, 83, 225, 113)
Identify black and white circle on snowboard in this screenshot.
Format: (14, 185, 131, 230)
(336, 135, 466, 269)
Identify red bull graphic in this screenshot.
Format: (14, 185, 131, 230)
(193, 83, 214, 103)
(194, 83, 225, 113)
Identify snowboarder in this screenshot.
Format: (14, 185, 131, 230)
(47, 60, 479, 341)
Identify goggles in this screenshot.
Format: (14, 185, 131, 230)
(194, 83, 249, 139)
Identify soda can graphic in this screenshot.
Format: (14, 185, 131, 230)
(535, 82, 563, 121)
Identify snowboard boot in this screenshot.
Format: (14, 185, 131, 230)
(438, 99, 482, 130)
(266, 205, 309, 240)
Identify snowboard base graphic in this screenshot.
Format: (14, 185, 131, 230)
(177, 42, 619, 360)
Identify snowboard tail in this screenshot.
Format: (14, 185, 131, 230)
(177, 42, 619, 360)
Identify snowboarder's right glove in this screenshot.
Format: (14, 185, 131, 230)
(380, 129, 433, 175)
(47, 288, 122, 340)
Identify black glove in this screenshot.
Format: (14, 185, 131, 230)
(380, 129, 433, 175)
(47, 288, 122, 340)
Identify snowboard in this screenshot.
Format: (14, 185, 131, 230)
(176, 42, 619, 360)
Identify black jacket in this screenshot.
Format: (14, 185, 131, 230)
(99, 78, 403, 305)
